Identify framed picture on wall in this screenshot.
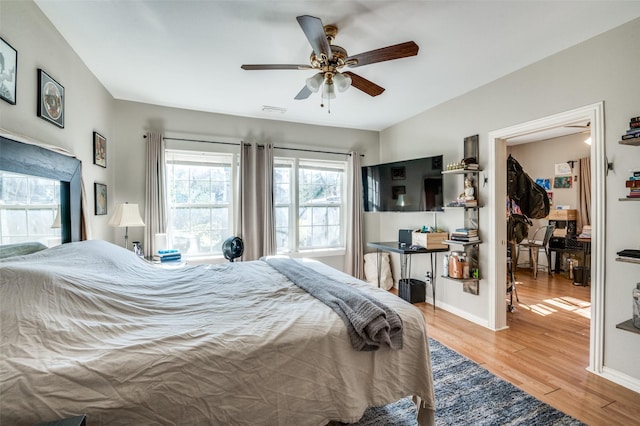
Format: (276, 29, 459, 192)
(0, 36, 17, 105)
(391, 166, 406, 180)
(554, 176, 572, 189)
(93, 132, 107, 168)
(37, 69, 65, 128)
(95, 182, 107, 215)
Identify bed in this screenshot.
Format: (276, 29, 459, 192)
(0, 240, 435, 425)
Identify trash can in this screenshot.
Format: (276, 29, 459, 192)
(399, 278, 426, 303)
(573, 266, 585, 285)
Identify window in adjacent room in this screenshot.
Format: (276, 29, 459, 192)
(165, 149, 235, 257)
(274, 158, 346, 253)
(0, 171, 61, 246)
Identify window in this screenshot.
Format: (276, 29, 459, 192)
(165, 150, 235, 257)
(0, 171, 60, 245)
(274, 158, 346, 253)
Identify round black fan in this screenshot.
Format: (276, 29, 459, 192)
(222, 236, 244, 262)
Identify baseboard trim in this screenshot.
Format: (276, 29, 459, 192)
(592, 366, 640, 394)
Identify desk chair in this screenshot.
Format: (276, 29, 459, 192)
(516, 225, 555, 279)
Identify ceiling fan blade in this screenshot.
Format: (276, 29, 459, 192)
(343, 71, 385, 97)
(346, 41, 419, 68)
(241, 64, 312, 70)
(294, 86, 312, 100)
(296, 15, 332, 61)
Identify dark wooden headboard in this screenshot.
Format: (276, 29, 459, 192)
(0, 135, 82, 242)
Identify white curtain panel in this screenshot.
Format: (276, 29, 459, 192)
(345, 152, 364, 279)
(578, 156, 591, 232)
(238, 142, 276, 261)
(143, 132, 167, 257)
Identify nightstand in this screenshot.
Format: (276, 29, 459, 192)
(35, 414, 86, 426)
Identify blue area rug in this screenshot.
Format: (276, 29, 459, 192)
(352, 338, 585, 425)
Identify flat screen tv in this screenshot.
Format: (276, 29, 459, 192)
(361, 155, 443, 212)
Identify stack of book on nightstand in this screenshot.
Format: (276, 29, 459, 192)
(152, 249, 182, 263)
(450, 228, 480, 243)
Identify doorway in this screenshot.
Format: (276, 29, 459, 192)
(487, 102, 605, 374)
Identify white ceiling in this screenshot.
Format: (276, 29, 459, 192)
(34, 1, 640, 132)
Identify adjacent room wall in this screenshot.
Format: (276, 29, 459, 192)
(508, 132, 591, 231)
(380, 17, 640, 385)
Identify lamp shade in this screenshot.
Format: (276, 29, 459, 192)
(305, 72, 324, 93)
(333, 72, 352, 92)
(323, 81, 336, 99)
(108, 203, 145, 228)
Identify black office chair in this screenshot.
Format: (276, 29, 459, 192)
(516, 225, 555, 279)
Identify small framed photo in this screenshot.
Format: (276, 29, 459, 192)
(0, 37, 17, 105)
(392, 185, 406, 199)
(391, 166, 406, 180)
(37, 69, 64, 128)
(94, 182, 107, 215)
(93, 132, 107, 168)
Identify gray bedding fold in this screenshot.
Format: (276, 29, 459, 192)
(265, 258, 403, 351)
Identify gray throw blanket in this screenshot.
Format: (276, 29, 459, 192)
(265, 258, 403, 351)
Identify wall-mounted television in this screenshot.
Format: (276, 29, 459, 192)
(361, 155, 444, 212)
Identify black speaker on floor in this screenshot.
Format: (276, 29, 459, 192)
(399, 278, 426, 304)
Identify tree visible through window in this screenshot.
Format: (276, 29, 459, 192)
(165, 150, 234, 257)
(275, 158, 346, 253)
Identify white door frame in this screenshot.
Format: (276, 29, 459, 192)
(487, 102, 605, 373)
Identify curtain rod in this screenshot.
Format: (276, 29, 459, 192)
(144, 135, 364, 157)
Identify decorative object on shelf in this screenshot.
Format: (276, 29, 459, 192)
(0, 36, 17, 105)
(621, 115, 640, 141)
(37, 68, 64, 128)
(94, 182, 107, 215)
(108, 202, 145, 249)
(459, 177, 476, 201)
(93, 131, 107, 168)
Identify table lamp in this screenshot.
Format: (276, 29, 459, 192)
(108, 202, 145, 249)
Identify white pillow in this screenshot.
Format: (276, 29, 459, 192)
(364, 252, 394, 290)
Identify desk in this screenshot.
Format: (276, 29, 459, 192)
(367, 241, 448, 308)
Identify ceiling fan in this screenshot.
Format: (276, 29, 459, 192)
(241, 15, 419, 104)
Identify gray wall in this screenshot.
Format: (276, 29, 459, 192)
(0, 0, 114, 241)
(380, 17, 640, 384)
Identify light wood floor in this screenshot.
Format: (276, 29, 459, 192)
(411, 268, 640, 425)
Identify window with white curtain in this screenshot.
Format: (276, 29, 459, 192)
(274, 158, 346, 253)
(165, 149, 235, 257)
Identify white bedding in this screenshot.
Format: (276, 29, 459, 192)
(0, 240, 434, 425)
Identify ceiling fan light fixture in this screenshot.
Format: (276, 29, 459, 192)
(323, 81, 336, 99)
(333, 72, 351, 92)
(305, 73, 324, 92)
